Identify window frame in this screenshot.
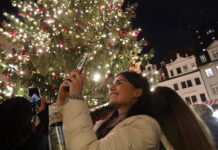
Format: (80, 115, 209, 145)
(205, 68, 214, 78)
(200, 55, 207, 63)
(173, 83, 179, 91)
(211, 84, 218, 95)
(187, 80, 193, 87)
(170, 70, 174, 76)
(191, 95, 197, 103)
(181, 81, 187, 89)
(185, 97, 192, 104)
(183, 65, 189, 72)
(195, 78, 201, 85)
(176, 67, 182, 74)
(200, 93, 207, 102)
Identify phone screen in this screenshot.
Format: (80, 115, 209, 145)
(77, 56, 88, 73)
(29, 88, 40, 105)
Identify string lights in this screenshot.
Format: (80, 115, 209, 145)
(0, 0, 155, 107)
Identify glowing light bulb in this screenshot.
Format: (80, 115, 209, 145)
(57, 10, 63, 14)
(5, 86, 13, 97)
(20, 71, 24, 75)
(8, 54, 13, 57)
(38, 49, 43, 53)
(93, 73, 101, 82)
(150, 87, 155, 92)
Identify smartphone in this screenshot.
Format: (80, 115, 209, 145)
(29, 88, 41, 106)
(64, 56, 88, 84)
(76, 56, 88, 73)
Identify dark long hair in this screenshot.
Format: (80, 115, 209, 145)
(96, 71, 153, 139)
(151, 86, 215, 150)
(0, 97, 38, 150)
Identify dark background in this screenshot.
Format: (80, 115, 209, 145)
(1, 0, 218, 63)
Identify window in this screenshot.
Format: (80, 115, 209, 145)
(195, 78, 201, 85)
(170, 70, 174, 76)
(200, 93, 207, 102)
(191, 95, 197, 103)
(173, 84, 179, 91)
(212, 50, 218, 59)
(181, 81, 187, 89)
(191, 63, 196, 70)
(200, 55, 207, 63)
(187, 80, 193, 87)
(211, 84, 218, 95)
(216, 66, 218, 70)
(185, 97, 191, 104)
(183, 65, 189, 72)
(176, 67, 182, 74)
(205, 68, 214, 77)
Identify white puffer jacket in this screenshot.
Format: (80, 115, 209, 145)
(49, 99, 161, 150)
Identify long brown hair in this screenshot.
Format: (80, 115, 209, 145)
(151, 86, 215, 150)
(96, 71, 153, 139)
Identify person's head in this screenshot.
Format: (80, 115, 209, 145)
(96, 71, 152, 139)
(151, 86, 215, 150)
(192, 103, 214, 117)
(108, 71, 152, 116)
(0, 97, 33, 149)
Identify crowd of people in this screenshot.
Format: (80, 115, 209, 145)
(0, 69, 218, 150)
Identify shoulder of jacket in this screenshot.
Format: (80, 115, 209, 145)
(126, 115, 158, 123)
(118, 115, 160, 128)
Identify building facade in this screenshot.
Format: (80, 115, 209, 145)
(197, 40, 218, 100)
(157, 53, 209, 104)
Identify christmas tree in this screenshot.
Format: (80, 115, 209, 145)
(0, 0, 155, 107)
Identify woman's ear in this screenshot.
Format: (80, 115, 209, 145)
(134, 88, 143, 98)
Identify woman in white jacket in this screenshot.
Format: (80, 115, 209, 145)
(49, 70, 161, 150)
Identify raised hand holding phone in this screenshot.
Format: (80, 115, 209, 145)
(65, 56, 88, 82)
(57, 56, 88, 105)
(67, 69, 85, 96)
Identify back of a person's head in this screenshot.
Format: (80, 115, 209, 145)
(151, 86, 215, 150)
(0, 97, 35, 150)
(192, 103, 214, 117)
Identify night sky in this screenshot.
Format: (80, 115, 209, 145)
(1, 0, 218, 63)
